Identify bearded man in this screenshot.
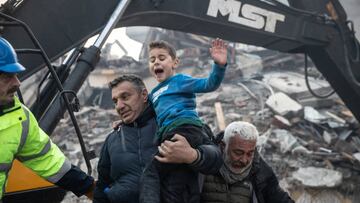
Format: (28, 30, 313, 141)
(201, 121, 294, 203)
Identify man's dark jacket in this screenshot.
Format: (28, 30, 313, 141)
(249, 151, 294, 203)
(93, 106, 223, 203)
(201, 151, 294, 203)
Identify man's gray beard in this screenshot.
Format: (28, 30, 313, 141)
(220, 152, 252, 184)
(223, 152, 252, 175)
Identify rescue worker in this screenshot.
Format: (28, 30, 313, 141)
(0, 37, 94, 202)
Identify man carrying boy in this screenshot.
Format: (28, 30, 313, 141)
(141, 39, 227, 203)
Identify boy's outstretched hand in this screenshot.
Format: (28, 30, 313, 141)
(210, 38, 227, 67)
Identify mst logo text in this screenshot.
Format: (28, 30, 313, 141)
(207, 0, 285, 33)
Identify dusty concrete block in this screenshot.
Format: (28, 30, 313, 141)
(272, 115, 292, 129)
(266, 92, 303, 117)
(297, 97, 334, 108)
(304, 106, 327, 124)
(292, 167, 343, 187)
(263, 71, 332, 99)
(322, 131, 337, 145)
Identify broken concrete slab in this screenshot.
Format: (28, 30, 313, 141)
(304, 106, 327, 124)
(263, 71, 332, 99)
(230, 53, 263, 79)
(322, 131, 337, 145)
(296, 189, 343, 203)
(292, 167, 342, 187)
(354, 153, 360, 162)
(334, 139, 358, 154)
(297, 97, 334, 109)
(266, 92, 303, 117)
(273, 115, 292, 128)
(270, 129, 300, 153)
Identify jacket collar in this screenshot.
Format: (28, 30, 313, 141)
(0, 97, 25, 131)
(250, 150, 261, 173)
(0, 97, 21, 116)
(124, 103, 155, 128)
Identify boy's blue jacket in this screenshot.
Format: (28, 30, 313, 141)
(150, 63, 226, 128)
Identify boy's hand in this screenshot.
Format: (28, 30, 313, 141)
(210, 38, 227, 67)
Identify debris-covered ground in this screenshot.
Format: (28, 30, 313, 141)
(54, 31, 360, 203)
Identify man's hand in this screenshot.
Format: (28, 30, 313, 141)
(112, 120, 123, 130)
(84, 180, 96, 200)
(155, 134, 198, 164)
(210, 38, 227, 67)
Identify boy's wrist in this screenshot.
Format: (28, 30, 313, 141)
(214, 61, 227, 68)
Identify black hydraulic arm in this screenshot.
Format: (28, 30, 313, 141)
(1, 0, 333, 76)
(2, 0, 359, 122)
(38, 0, 132, 174)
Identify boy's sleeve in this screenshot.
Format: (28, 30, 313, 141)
(180, 63, 226, 93)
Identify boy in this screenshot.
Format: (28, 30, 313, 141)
(141, 39, 227, 203)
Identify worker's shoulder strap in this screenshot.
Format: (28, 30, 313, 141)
(17, 106, 30, 154)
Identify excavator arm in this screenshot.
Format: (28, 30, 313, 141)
(1, 0, 359, 122)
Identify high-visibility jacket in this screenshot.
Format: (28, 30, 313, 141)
(0, 97, 71, 199)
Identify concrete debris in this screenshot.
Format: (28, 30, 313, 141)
(269, 129, 302, 154)
(272, 115, 292, 129)
(297, 97, 334, 109)
(266, 92, 303, 117)
(354, 153, 360, 162)
(325, 111, 347, 126)
(334, 139, 358, 154)
(230, 53, 263, 79)
(263, 71, 332, 99)
(304, 106, 328, 124)
(296, 189, 343, 203)
(322, 131, 337, 145)
(292, 167, 343, 187)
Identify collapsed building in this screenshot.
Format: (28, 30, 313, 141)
(53, 28, 360, 203)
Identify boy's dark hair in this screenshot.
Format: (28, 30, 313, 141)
(149, 40, 177, 59)
(108, 74, 146, 93)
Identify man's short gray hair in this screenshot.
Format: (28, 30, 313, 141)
(223, 121, 258, 144)
(108, 74, 146, 93)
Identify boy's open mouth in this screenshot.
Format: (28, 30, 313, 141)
(154, 68, 164, 74)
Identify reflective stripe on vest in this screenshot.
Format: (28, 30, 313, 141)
(17, 108, 30, 153)
(46, 158, 72, 183)
(17, 140, 51, 162)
